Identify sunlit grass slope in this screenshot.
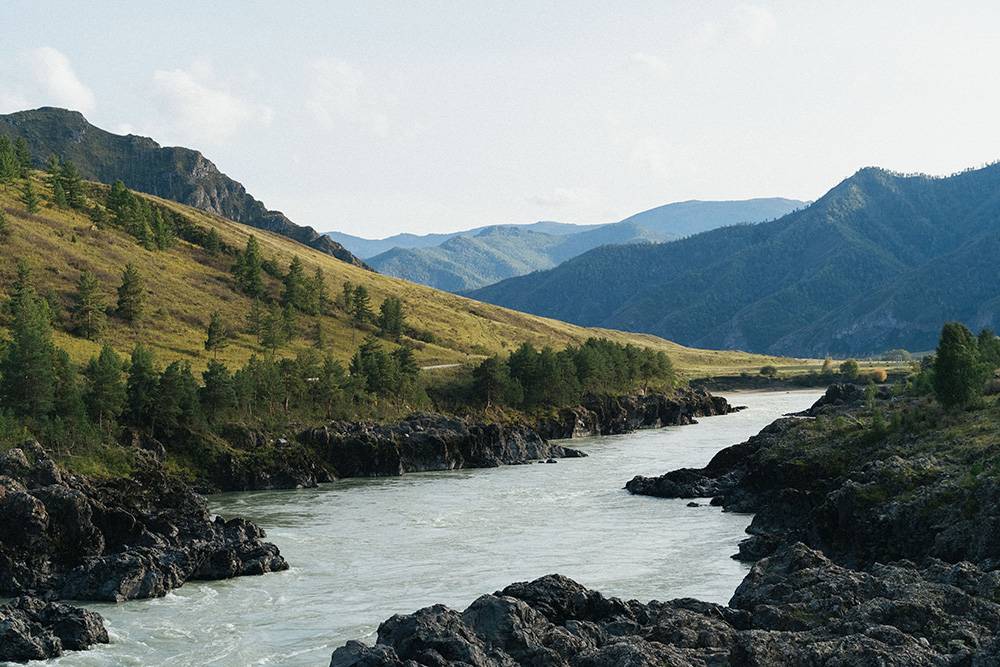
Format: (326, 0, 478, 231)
(0, 173, 814, 378)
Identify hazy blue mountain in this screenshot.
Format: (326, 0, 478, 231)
(327, 220, 600, 259)
(0, 107, 365, 266)
(360, 198, 804, 290)
(468, 165, 1000, 356)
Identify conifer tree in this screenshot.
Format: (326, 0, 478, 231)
(52, 348, 86, 425)
(259, 304, 284, 353)
(13, 137, 31, 177)
(282, 256, 307, 310)
(233, 235, 264, 296)
(934, 322, 988, 409)
(60, 160, 84, 209)
(281, 303, 297, 342)
(200, 359, 235, 421)
(0, 136, 17, 186)
(378, 296, 405, 340)
(71, 270, 106, 340)
(246, 298, 265, 335)
(84, 344, 126, 429)
(311, 267, 329, 315)
(115, 263, 144, 325)
(341, 281, 354, 311)
(51, 180, 68, 209)
(154, 361, 200, 438)
(205, 311, 229, 355)
(20, 178, 40, 213)
(204, 227, 222, 255)
(311, 320, 327, 349)
(125, 345, 158, 430)
(151, 209, 176, 249)
(0, 267, 55, 419)
(45, 155, 61, 189)
(107, 180, 132, 216)
(351, 285, 372, 325)
(473, 355, 522, 407)
(0, 209, 9, 243)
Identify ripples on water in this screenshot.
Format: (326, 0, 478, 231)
(46, 390, 822, 667)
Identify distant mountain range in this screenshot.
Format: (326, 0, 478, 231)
(469, 164, 1000, 357)
(0, 107, 365, 266)
(331, 198, 805, 291)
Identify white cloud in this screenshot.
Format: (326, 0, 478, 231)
(629, 52, 671, 77)
(23, 47, 95, 112)
(527, 187, 600, 210)
(151, 65, 272, 144)
(736, 4, 777, 46)
(306, 58, 390, 136)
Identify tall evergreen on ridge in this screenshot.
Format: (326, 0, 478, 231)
(115, 263, 145, 325)
(71, 270, 107, 340)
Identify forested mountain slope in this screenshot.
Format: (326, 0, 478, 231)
(366, 198, 804, 291)
(470, 164, 1000, 356)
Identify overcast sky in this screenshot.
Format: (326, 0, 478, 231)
(2, 1, 999, 237)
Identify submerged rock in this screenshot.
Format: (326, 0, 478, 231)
(331, 544, 1000, 666)
(0, 441, 287, 602)
(0, 596, 109, 663)
(300, 412, 585, 478)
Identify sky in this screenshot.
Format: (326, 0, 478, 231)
(2, 1, 1000, 238)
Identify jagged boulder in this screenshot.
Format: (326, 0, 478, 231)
(0, 596, 108, 663)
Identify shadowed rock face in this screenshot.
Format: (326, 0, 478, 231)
(300, 413, 585, 478)
(0, 107, 367, 267)
(0, 596, 109, 663)
(0, 441, 287, 602)
(536, 389, 738, 440)
(330, 545, 1000, 666)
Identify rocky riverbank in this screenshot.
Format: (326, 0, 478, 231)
(300, 412, 586, 478)
(331, 385, 1000, 664)
(0, 441, 288, 661)
(535, 388, 739, 440)
(0, 596, 109, 663)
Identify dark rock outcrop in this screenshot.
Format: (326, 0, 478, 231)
(0, 107, 367, 267)
(536, 388, 739, 440)
(0, 441, 287, 602)
(0, 596, 109, 663)
(301, 413, 585, 478)
(331, 543, 1000, 665)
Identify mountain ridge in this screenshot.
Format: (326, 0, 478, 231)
(469, 164, 1000, 356)
(0, 107, 367, 267)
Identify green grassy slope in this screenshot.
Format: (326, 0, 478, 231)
(0, 173, 810, 379)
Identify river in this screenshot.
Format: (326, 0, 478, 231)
(46, 390, 822, 666)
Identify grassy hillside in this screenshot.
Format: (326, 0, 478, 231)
(0, 173, 807, 380)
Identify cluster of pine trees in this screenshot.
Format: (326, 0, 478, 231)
(472, 338, 675, 409)
(0, 265, 422, 452)
(914, 322, 1000, 409)
(0, 135, 31, 184)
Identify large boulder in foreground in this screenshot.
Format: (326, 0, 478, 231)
(0, 441, 287, 602)
(301, 412, 585, 478)
(0, 596, 108, 663)
(330, 543, 1000, 666)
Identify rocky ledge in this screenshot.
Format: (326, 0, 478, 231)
(0, 441, 287, 605)
(300, 412, 585, 478)
(330, 542, 1000, 666)
(0, 596, 109, 663)
(536, 388, 740, 440)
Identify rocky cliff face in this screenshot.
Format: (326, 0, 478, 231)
(536, 389, 738, 440)
(0, 107, 366, 267)
(0, 441, 287, 603)
(300, 412, 585, 477)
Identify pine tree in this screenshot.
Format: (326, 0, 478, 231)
(0, 136, 17, 186)
(107, 180, 132, 216)
(351, 285, 372, 325)
(45, 155, 61, 190)
(392, 345, 419, 380)
(0, 267, 55, 419)
(0, 209, 9, 243)
(13, 138, 31, 177)
(205, 311, 229, 355)
(282, 256, 307, 310)
(151, 209, 176, 250)
(473, 356, 522, 407)
(125, 345, 158, 430)
(246, 298, 265, 335)
(311, 267, 329, 315)
(200, 359, 235, 422)
(51, 180, 68, 209)
(281, 303, 297, 342)
(378, 296, 405, 340)
(20, 178, 40, 213)
(60, 160, 84, 209)
(204, 227, 222, 255)
(934, 322, 988, 409)
(154, 361, 200, 438)
(341, 281, 354, 311)
(84, 344, 126, 429)
(52, 348, 86, 426)
(115, 263, 144, 324)
(233, 235, 264, 296)
(71, 270, 106, 340)
(259, 304, 284, 353)
(311, 320, 326, 349)
(315, 354, 346, 417)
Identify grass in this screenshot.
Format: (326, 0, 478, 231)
(0, 173, 817, 378)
